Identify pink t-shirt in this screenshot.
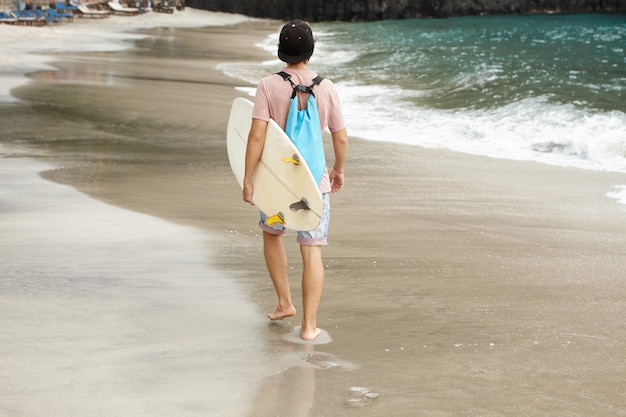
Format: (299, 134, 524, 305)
(251, 68, 345, 193)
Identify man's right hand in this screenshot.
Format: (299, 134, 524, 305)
(243, 183, 254, 205)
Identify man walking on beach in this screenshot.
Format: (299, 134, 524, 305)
(243, 19, 348, 341)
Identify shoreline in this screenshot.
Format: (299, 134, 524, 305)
(0, 155, 275, 417)
(0, 8, 255, 102)
(2, 14, 626, 416)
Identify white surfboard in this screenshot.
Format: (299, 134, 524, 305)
(227, 97, 324, 231)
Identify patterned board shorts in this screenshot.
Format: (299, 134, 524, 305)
(259, 192, 330, 246)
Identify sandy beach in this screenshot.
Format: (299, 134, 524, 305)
(2, 11, 626, 416)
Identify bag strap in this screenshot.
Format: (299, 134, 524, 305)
(276, 71, 324, 99)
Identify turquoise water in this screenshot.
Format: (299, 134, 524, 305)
(223, 14, 626, 175)
(318, 14, 625, 112)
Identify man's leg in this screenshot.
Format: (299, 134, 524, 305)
(300, 244, 324, 340)
(264, 231, 296, 320)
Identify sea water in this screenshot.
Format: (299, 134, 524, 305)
(221, 14, 626, 180)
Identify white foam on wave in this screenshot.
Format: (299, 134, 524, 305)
(338, 82, 626, 176)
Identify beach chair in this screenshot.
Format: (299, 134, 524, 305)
(0, 11, 18, 24)
(56, 2, 78, 13)
(33, 8, 62, 24)
(11, 9, 44, 25)
(77, 4, 111, 18)
(107, 1, 139, 15)
(47, 7, 75, 21)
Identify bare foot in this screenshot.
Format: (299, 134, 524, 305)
(301, 326, 321, 341)
(268, 305, 296, 321)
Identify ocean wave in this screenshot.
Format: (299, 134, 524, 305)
(237, 16, 626, 207)
(338, 86, 626, 174)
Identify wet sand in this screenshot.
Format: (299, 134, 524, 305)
(2, 18, 626, 416)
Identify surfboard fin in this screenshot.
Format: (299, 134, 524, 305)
(289, 198, 310, 212)
(282, 154, 300, 166)
(266, 212, 285, 227)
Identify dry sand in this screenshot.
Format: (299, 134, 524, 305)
(2, 16, 626, 416)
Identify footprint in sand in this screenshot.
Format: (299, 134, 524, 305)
(303, 352, 358, 371)
(281, 326, 359, 371)
(282, 326, 333, 345)
(347, 386, 379, 407)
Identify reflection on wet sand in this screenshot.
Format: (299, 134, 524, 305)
(247, 323, 369, 417)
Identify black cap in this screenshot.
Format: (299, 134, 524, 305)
(278, 20, 314, 64)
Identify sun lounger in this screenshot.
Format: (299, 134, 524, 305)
(56, 2, 78, 13)
(0, 11, 17, 24)
(33, 8, 63, 24)
(11, 9, 46, 26)
(107, 2, 140, 16)
(77, 4, 111, 18)
(47, 8, 75, 21)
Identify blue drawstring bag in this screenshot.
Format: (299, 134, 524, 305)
(277, 72, 326, 185)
